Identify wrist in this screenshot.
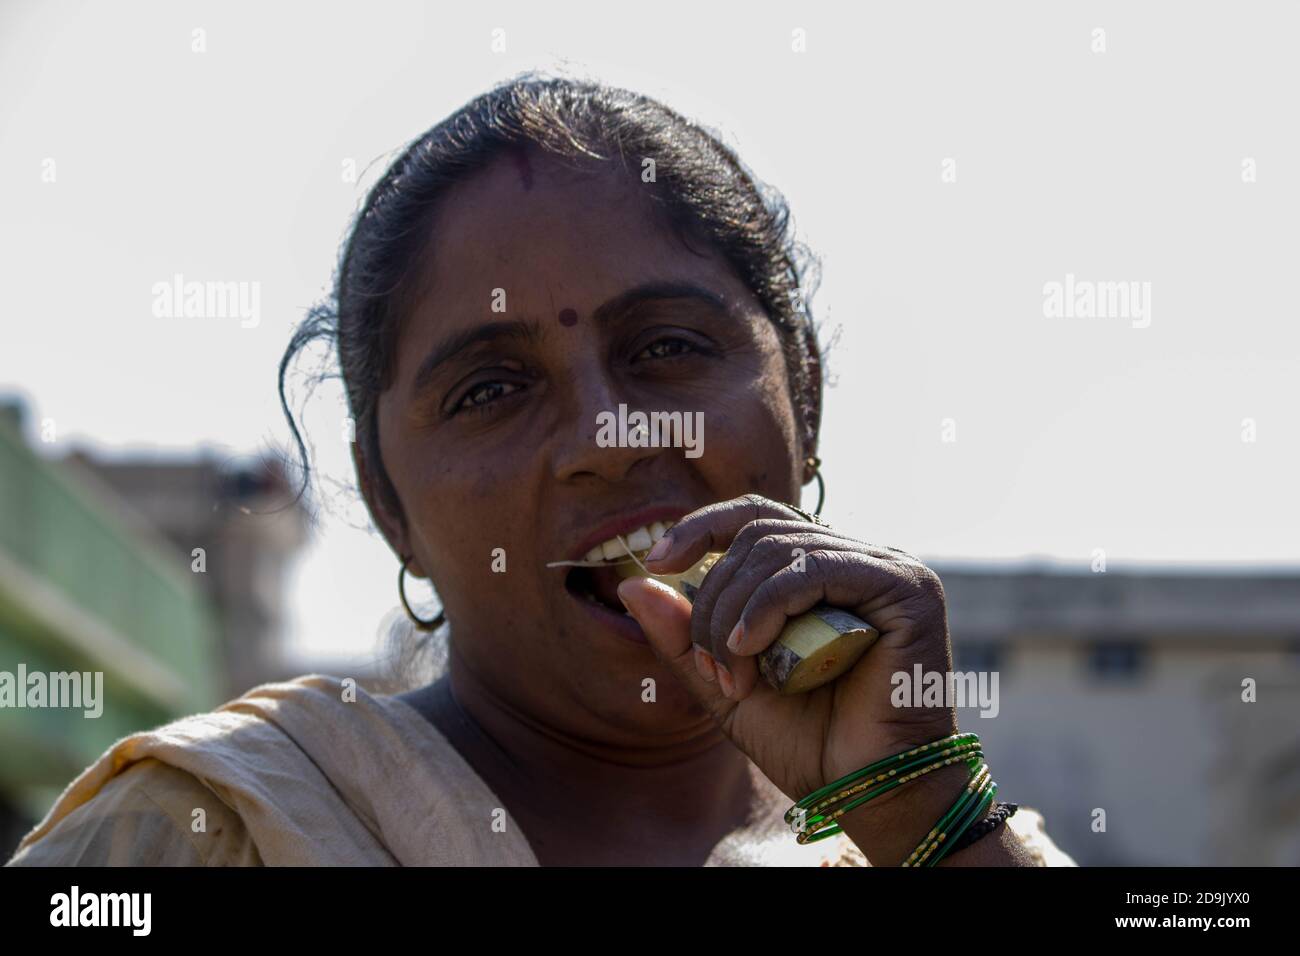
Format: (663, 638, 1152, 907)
(935, 813, 1037, 866)
(834, 761, 971, 866)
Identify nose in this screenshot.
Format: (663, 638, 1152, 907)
(551, 365, 660, 484)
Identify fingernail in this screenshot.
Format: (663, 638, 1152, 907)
(646, 534, 672, 562)
(694, 647, 716, 682)
(726, 622, 743, 652)
(715, 663, 735, 698)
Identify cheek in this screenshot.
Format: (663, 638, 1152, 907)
(734, 348, 800, 442)
(402, 466, 541, 618)
(377, 383, 549, 583)
(694, 361, 801, 498)
(405, 459, 522, 551)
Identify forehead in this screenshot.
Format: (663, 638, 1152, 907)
(430, 148, 666, 269)
(403, 149, 751, 334)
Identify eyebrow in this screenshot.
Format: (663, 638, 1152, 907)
(408, 280, 732, 398)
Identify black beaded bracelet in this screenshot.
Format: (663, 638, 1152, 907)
(947, 802, 1018, 854)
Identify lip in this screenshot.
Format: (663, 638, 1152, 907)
(565, 586, 651, 644)
(562, 503, 694, 563)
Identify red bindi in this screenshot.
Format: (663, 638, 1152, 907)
(558, 308, 578, 326)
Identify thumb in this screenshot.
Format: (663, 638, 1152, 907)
(618, 576, 728, 709)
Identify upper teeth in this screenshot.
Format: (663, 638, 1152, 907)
(585, 521, 673, 563)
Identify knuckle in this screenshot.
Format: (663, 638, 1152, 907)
(731, 523, 763, 551)
(751, 532, 796, 565)
(913, 564, 945, 600)
(802, 547, 839, 578)
(906, 565, 948, 621)
(775, 568, 808, 605)
(736, 516, 782, 546)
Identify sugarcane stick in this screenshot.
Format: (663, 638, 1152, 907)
(616, 551, 878, 695)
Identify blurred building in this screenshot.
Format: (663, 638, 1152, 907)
(65, 447, 310, 699)
(0, 399, 309, 858)
(938, 564, 1300, 866)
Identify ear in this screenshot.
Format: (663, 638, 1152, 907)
(802, 453, 819, 486)
(351, 438, 423, 576)
(800, 328, 823, 468)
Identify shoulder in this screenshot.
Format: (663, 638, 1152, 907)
(6, 674, 361, 867)
(6, 758, 261, 866)
(7, 674, 484, 866)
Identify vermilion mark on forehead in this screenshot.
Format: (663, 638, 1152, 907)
(558, 308, 578, 326)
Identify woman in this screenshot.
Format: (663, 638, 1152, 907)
(8, 74, 1073, 867)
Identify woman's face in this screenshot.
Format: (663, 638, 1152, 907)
(368, 148, 806, 736)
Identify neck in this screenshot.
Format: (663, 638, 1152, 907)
(411, 646, 769, 865)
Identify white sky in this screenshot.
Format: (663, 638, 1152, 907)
(2, 0, 1297, 667)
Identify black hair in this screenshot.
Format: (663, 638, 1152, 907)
(279, 71, 824, 570)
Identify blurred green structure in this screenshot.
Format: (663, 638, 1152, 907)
(0, 412, 220, 829)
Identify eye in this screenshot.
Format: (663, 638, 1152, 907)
(453, 380, 523, 416)
(633, 336, 702, 361)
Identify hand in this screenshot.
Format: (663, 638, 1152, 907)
(618, 494, 964, 863)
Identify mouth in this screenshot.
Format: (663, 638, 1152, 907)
(564, 563, 629, 613)
(556, 517, 680, 643)
(562, 518, 675, 609)
(574, 519, 674, 565)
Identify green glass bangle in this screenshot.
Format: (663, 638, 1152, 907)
(929, 769, 995, 865)
(785, 733, 980, 825)
(928, 782, 999, 867)
(925, 778, 998, 868)
(905, 766, 996, 867)
(902, 763, 991, 866)
(794, 750, 983, 843)
(793, 751, 985, 844)
(904, 770, 982, 868)
(799, 739, 983, 823)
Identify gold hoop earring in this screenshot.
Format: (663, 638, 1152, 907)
(791, 456, 829, 526)
(808, 455, 825, 514)
(398, 557, 444, 631)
